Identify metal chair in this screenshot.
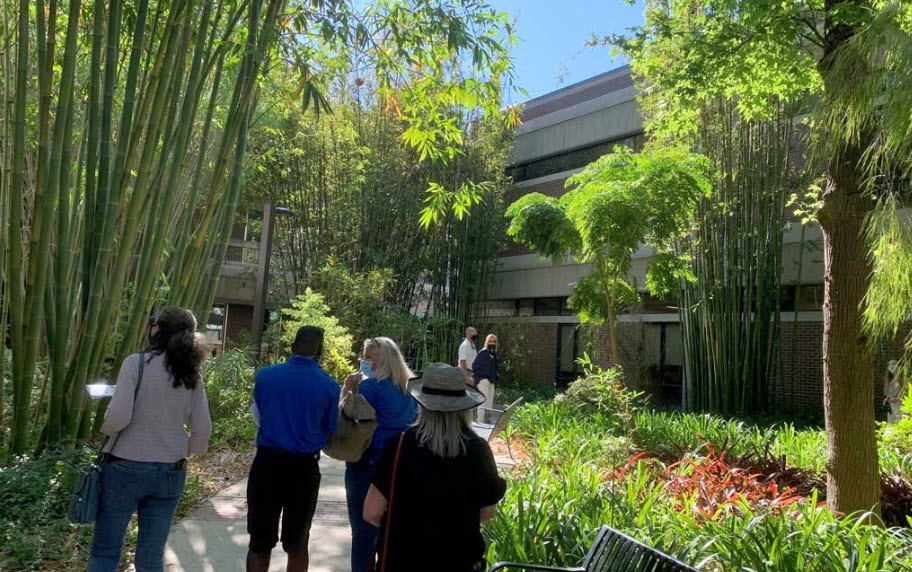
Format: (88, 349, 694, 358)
(488, 526, 699, 572)
(470, 397, 524, 461)
(471, 397, 524, 442)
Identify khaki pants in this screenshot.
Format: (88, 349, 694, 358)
(888, 401, 905, 424)
(477, 378, 495, 422)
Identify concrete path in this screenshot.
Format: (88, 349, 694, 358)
(164, 457, 350, 572)
(163, 453, 516, 571)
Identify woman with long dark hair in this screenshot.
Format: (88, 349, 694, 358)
(88, 306, 212, 572)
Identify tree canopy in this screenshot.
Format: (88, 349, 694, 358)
(506, 146, 711, 364)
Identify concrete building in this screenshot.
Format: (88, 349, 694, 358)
(205, 210, 270, 352)
(477, 65, 900, 410)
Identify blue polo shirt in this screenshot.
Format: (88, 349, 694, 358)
(254, 355, 340, 454)
(360, 378, 418, 451)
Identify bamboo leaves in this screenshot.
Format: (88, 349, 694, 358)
(2, 0, 520, 455)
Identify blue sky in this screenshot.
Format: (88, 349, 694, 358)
(487, 1, 645, 103)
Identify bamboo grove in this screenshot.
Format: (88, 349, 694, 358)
(0, 0, 280, 455)
(243, 94, 511, 360)
(679, 100, 801, 414)
(0, 0, 517, 455)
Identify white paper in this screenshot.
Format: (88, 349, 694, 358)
(250, 401, 260, 426)
(86, 383, 116, 399)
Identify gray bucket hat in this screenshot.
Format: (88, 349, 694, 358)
(408, 363, 485, 412)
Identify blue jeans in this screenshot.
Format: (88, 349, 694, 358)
(345, 449, 381, 572)
(88, 458, 186, 572)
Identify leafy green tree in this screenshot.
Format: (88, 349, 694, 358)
(281, 288, 354, 382)
(505, 147, 711, 365)
(608, 0, 912, 516)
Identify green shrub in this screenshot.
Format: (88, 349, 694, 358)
(880, 416, 912, 476)
(203, 349, 258, 445)
(495, 378, 558, 406)
(0, 447, 95, 569)
(555, 359, 639, 429)
(282, 288, 354, 381)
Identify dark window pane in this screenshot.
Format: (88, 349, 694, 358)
(509, 133, 644, 183)
(534, 297, 564, 316)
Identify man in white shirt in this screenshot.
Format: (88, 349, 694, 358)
(457, 327, 478, 386)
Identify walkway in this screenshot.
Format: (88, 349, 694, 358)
(164, 457, 350, 571)
(163, 452, 516, 571)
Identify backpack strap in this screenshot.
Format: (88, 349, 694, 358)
(378, 432, 406, 572)
(99, 352, 145, 460)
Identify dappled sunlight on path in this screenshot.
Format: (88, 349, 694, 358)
(161, 451, 516, 571)
(162, 458, 350, 572)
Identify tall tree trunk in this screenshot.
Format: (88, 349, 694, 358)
(818, 0, 880, 518)
(819, 157, 879, 517)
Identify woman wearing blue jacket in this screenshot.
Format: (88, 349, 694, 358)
(342, 337, 418, 572)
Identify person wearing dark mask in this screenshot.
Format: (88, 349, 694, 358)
(458, 327, 478, 387)
(472, 335, 499, 422)
(245, 326, 340, 572)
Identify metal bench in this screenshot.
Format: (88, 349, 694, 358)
(471, 397, 524, 442)
(488, 525, 698, 572)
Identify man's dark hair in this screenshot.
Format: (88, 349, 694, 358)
(292, 326, 324, 357)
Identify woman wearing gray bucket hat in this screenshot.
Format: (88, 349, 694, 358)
(362, 363, 506, 572)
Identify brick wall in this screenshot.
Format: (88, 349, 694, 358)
(480, 322, 558, 386)
(521, 72, 634, 122)
(769, 321, 904, 410)
(770, 322, 824, 409)
(480, 320, 647, 388)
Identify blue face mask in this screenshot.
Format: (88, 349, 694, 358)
(359, 360, 374, 379)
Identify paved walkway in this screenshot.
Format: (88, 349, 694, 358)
(163, 453, 516, 571)
(164, 457, 350, 572)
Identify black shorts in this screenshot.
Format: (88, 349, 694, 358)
(247, 447, 321, 554)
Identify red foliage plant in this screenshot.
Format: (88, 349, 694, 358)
(609, 448, 805, 522)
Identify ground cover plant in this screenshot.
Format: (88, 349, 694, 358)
(485, 369, 912, 571)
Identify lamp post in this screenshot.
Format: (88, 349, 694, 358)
(251, 204, 294, 362)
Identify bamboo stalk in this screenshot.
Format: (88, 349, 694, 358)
(62, 0, 127, 444)
(114, 1, 213, 364)
(7, 0, 30, 455)
(45, 0, 83, 445)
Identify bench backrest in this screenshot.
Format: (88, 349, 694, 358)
(583, 526, 698, 571)
(488, 397, 524, 441)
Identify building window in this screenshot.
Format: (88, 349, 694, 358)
(556, 325, 593, 385)
(509, 133, 645, 183)
(205, 305, 226, 343)
(778, 284, 824, 312)
(533, 297, 563, 316)
(639, 293, 679, 313)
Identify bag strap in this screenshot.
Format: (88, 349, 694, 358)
(98, 352, 145, 461)
(378, 431, 406, 572)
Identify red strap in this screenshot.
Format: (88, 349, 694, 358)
(378, 432, 406, 572)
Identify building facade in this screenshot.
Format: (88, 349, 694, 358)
(478, 65, 901, 410)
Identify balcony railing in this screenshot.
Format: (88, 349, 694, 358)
(225, 239, 259, 266)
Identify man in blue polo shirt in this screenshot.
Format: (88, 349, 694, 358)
(246, 326, 340, 572)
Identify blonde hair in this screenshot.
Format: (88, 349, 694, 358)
(364, 337, 414, 393)
(484, 334, 497, 346)
(414, 407, 472, 458)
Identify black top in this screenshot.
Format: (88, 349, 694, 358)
(471, 348, 499, 384)
(371, 428, 507, 572)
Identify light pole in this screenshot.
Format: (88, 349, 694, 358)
(251, 204, 294, 362)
